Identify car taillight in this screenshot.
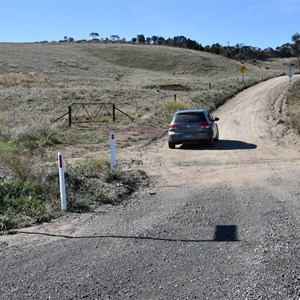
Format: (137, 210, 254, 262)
(198, 122, 210, 129)
(169, 124, 179, 129)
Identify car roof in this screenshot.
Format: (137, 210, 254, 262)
(175, 109, 208, 114)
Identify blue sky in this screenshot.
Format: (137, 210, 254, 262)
(1, 0, 299, 49)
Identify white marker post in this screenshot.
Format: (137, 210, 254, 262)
(110, 132, 116, 170)
(287, 65, 295, 89)
(58, 152, 67, 211)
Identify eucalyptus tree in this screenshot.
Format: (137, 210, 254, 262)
(291, 32, 300, 69)
(110, 35, 120, 42)
(137, 34, 145, 44)
(89, 32, 99, 40)
(151, 35, 158, 45)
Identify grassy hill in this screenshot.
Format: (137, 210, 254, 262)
(0, 42, 298, 231)
(0, 42, 293, 122)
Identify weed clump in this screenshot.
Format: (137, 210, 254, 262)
(0, 73, 36, 87)
(0, 180, 57, 231)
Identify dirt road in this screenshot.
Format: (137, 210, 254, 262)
(128, 76, 300, 187)
(1, 76, 300, 299)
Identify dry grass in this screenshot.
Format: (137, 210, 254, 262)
(0, 73, 35, 87)
(286, 80, 300, 133)
(0, 42, 292, 125)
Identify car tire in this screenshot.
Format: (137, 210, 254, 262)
(168, 142, 176, 149)
(214, 130, 219, 141)
(208, 135, 214, 147)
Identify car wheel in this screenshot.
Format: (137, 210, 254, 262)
(168, 142, 176, 149)
(208, 135, 214, 147)
(214, 130, 219, 141)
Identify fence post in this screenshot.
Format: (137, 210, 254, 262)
(68, 105, 72, 128)
(112, 104, 116, 122)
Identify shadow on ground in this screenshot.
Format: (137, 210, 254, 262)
(18, 225, 239, 243)
(178, 139, 257, 151)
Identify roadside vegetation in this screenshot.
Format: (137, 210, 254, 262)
(286, 80, 300, 134)
(0, 40, 299, 233)
(0, 121, 149, 232)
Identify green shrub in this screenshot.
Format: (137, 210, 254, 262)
(87, 187, 111, 204)
(14, 132, 40, 151)
(0, 141, 15, 154)
(78, 159, 109, 178)
(14, 128, 61, 151)
(105, 170, 120, 183)
(0, 179, 58, 230)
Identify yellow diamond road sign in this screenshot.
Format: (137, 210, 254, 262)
(240, 65, 247, 73)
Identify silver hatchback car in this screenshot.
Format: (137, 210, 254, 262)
(167, 109, 219, 149)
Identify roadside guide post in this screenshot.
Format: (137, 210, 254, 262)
(240, 65, 248, 84)
(58, 152, 67, 211)
(110, 132, 116, 170)
(287, 65, 295, 89)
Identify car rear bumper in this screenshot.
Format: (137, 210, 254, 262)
(168, 131, 212, 144)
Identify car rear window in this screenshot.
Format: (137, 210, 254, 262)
(174, 113, 206, 123)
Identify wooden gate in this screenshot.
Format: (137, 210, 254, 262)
(52, 103, 134, 127)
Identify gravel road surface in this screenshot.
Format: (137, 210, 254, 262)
(1, 76, 300, 299)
